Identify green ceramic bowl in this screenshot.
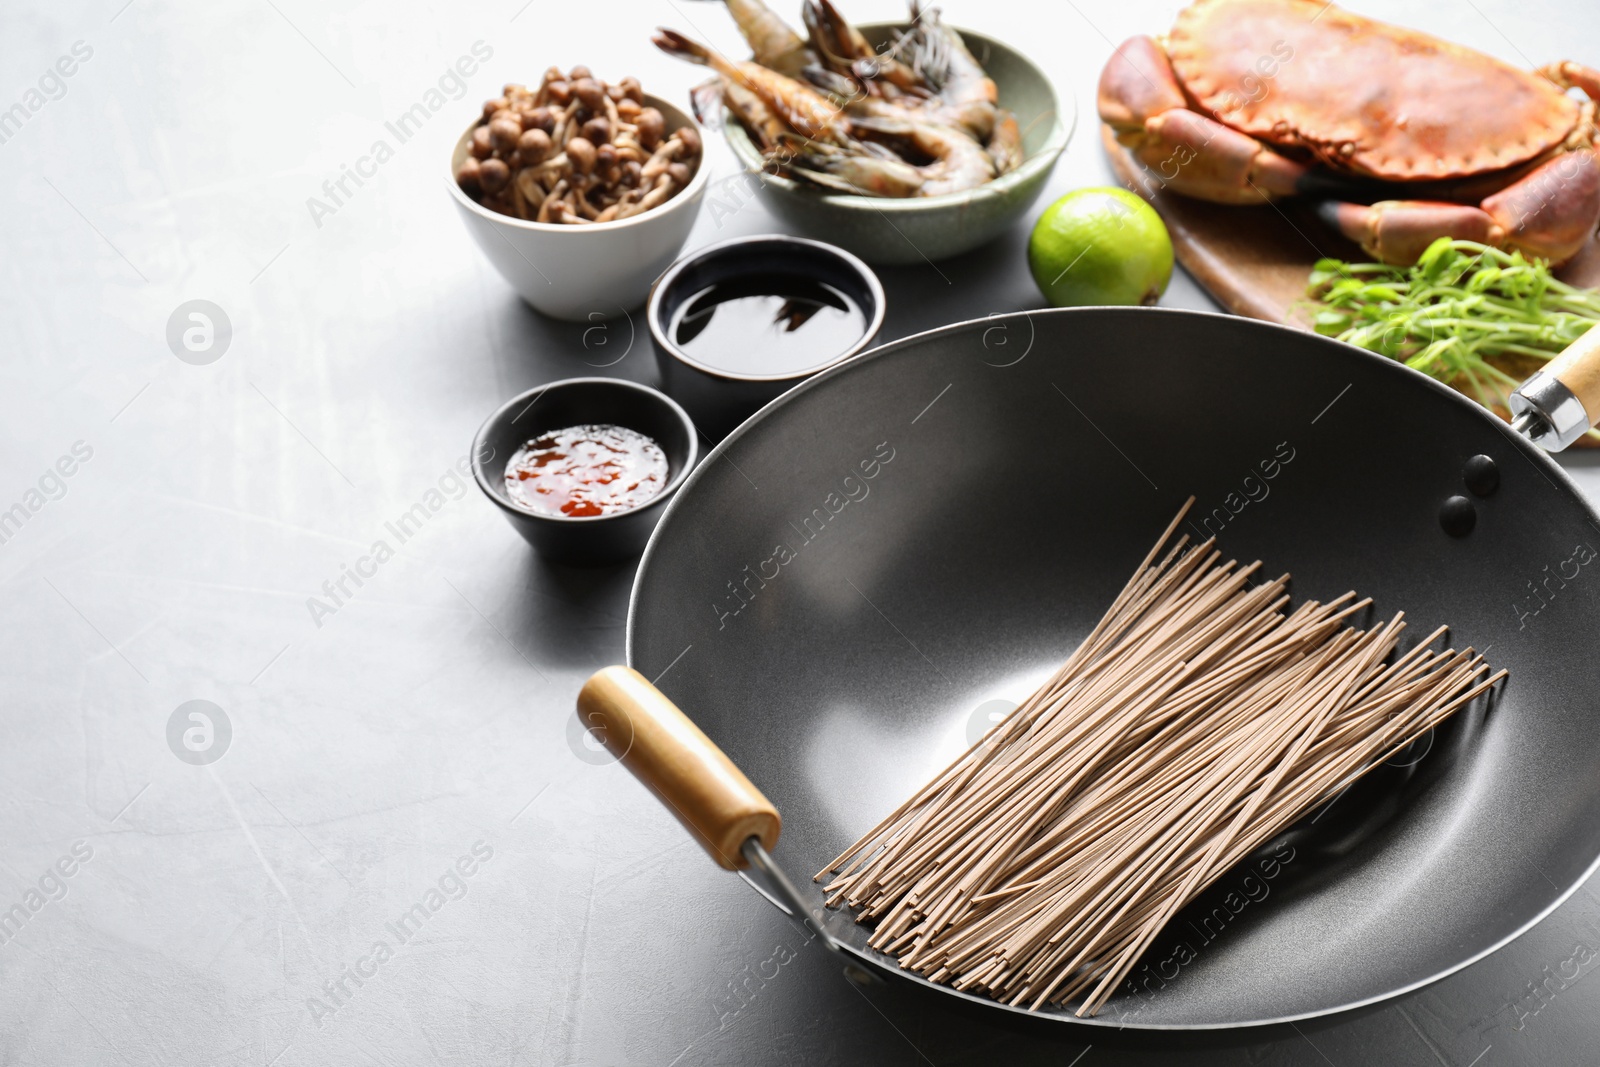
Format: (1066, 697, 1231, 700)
(721, 23, 1073, 265)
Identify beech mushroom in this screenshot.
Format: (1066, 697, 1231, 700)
(458, 68, 699, 225)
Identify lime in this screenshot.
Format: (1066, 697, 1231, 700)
(1028, 188, 1173, 307)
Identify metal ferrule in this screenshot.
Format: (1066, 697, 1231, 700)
(1509, 370, 1592, 451)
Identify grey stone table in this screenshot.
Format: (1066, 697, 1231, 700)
(3, 0, 1597, 1064)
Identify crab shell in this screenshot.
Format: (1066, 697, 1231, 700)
(1167, 0, 1583, 181)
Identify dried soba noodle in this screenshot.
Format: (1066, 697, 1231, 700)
(816, 498, 1504, 1016)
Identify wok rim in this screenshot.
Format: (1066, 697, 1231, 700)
(625, 305, 1600, 1030)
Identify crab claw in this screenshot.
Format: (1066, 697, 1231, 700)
(1098, 36, 1306, 205)
(1320, 150, 1600, 266)
(1319, 201, 1502, 265)
(1482, 149, 1600, 265)
(1098, 37, 1188, 134)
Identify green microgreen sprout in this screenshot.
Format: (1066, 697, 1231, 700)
(1306, 238, 1600, 439)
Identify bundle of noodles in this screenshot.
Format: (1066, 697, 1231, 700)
(816, 498, 1504, 1016)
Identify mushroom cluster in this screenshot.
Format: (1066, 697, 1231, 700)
(457, 68, 702, 224)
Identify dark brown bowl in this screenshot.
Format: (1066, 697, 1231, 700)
(648, 234, 886, 442)
(471, 378, 698, 566)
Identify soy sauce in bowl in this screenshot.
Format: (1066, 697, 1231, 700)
(648, 234, 886, 441)
(669, 274, 869, 377)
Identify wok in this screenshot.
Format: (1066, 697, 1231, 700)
(580, 307, 1600, 1030)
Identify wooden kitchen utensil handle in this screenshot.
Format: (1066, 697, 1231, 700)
(1544, 326, 1600, 422)
(577, 666, 779, 871)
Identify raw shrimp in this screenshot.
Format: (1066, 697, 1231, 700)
(802, 0, 927, 96)
(803, 6, 997, 139)
(723, 80, 790, 152)
(802, 64, 969, 134)
(852, 115, 996, 195)
(654, 29, 853, 145)
(782, 137, 927, 196)
(901, 3, 998, 139)
(666, 0, 1013, 198)
(689, 0, 815, 77)
(987, 108, 1023, 174)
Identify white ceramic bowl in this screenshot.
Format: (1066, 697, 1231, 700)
(447, 95, 711, 322)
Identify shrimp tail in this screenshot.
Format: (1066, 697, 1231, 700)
(988, 107, 1023, 174)
(690, 77, 726, 129)
(652, 29, 715, 66)
(799, 1, 842, 69)
(815, 0, 868, 50)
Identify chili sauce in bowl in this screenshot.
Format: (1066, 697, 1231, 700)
(505, 424, 669, 518)
(471, 378, 698, 566)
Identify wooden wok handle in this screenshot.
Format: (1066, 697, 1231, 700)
(1543, 328, 1600, 421)
(577, 666, 779, 871)
(1512, 327, 1600, 450)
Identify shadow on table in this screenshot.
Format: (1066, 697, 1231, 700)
(491, 294, 667, 395)
(481, 546, 637, 671)
(872, 225, 1046, 347)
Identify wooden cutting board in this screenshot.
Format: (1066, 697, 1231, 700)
(1100, 124, 1600, 323)
(1102, 124, 1600, 444)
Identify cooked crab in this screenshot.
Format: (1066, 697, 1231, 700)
(1098, 0, 1600, 265)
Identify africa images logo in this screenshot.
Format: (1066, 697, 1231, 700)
(166, 700, 232, 765)
(165, 300, 232, 365)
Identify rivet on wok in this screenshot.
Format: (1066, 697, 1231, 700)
(1440, 495, 1477, 537)
(1463, 454, 1499, 497)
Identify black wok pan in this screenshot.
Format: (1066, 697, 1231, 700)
(579, 307, 1600, 1030)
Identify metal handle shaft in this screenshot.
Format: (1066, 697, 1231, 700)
(741, 836, 844, 954)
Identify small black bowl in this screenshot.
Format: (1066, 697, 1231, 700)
(471, 378, 698, 566)
(648, 234, 886, 441)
